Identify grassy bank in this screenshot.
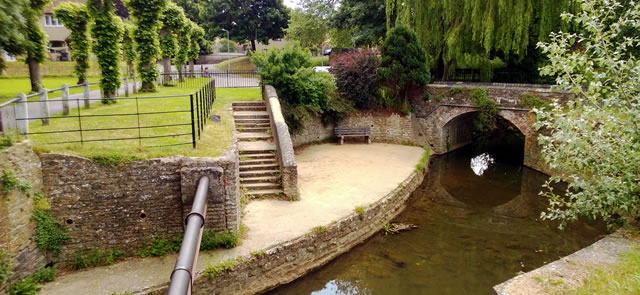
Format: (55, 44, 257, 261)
(215, 57, 255, 72)
(567, 248, 640, 294)
(29, 86, 262, 160)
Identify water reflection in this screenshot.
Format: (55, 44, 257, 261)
(270, 143, 604, 295)
(470, 153, 495, 176)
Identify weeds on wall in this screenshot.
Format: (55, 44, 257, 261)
(0, 170, 31, 194)
(520, 93, 551, 111)
(200, 230, 238, 251)
(90, 154, 144, 166)
(32, 210, 71, 255)
(0, 249, 13, 286)
(8, 266, 56, 295)
(0, 130, 23, 151)
(205, 258, 240, 279)
(73, 249, 126, 270)
(415, 149, 431, 172)
(139, 235, 182, 258)
(469, 88, 498, 134)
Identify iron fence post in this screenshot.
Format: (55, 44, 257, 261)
(190, 94, 196, 148)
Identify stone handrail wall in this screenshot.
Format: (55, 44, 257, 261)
(180, 160, 428, 295)
(262, 85, 299, 200)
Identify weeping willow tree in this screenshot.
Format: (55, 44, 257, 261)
(387, 0, 578, 80)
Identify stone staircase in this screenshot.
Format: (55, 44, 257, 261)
(232, 101, 285, 199)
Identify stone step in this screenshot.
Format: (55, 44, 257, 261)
(238, 141, 276, 153)
(232, 101, 265, 107)
(239, 153, 276, 160)
(238, 132, 272, 141)
(239, 159, 278, 166)
(240, 175, 281, 184)
(233, 111, 269, 119)
(237, 127, 270, 133)
(239, 170, 281, 178)
(234, 119, 271, 124)
(239, 164, 280, 172)
(232, 106, 267, 112)
(244, 188, 285, 198)
(243, 182, 282, 190)
(236, 123, 271, 128)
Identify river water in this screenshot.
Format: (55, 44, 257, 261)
(270, 134, 604, 295)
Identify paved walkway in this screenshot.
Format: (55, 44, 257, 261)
(40, 143, 425, 295)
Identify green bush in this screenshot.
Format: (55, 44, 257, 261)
(29, 267, 56, 284)
(9, 266, 56, 295)
(217, 38, 237, 53)
(140, 235, 181, 257)
(200, 230, 238, 251)
(252, 43, 353, 133)
(32, 210, 71, 255)
(73, 249, 126, 270)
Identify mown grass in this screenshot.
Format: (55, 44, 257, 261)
(29, 84, 262, 160)
(0, 76, 101, 103)
(311, 56, 329, 67)
(2, 59, 127, 78)
(215, 57, 255, 72)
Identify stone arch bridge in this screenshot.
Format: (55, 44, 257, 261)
(410, 83, 571, 174)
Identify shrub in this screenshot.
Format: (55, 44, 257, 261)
(73, 249, 126, 270)
(252, 43, 353, 133)
(378, 25, 430, 109)
(32, 210, 71, 255)
(469, 88, 498, 134)
(200, 230, 238, 251)
(140, 235, 181, 257)
(331, 50, 379, 109)
(9, 266, 56, 295)
(217, 38, 237, 53)
(520, 93, 550, 111)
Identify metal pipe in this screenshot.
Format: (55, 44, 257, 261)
(168, 176, 210, 295)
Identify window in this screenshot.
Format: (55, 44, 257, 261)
(44, 15, 63, 27)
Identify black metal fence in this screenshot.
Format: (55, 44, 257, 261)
(160, 70, 260, 88)
(20, 79, 216, 148)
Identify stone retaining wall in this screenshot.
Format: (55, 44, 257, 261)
(181, 163, 427, 295)
(292, 112, 417, 147)
(41, 149, 240, 263)
(0, 142, 46, 293)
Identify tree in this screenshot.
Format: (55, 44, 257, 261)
(286, 9, 327, 54)
(188, 24, 204, 73)
(122, 23, 136, 77)
(331, 0, 386, 47)
(536, 0, 640, 228)
(21, 0, 50, 92)
(127, 0, 167, 92)
(159, 2, 186, 78)
(387, 0, 578, 81)
(87, 0, 123, 100)
(378, 25, 429, 109)
(0, 0, 27, 73)
(174, 20, 193, 79)
(199, 0, 289, 51)
(331, 50, 379, 109)
(54, 2, 91, 84)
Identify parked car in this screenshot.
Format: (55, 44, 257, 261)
(312, 66, 331, 73)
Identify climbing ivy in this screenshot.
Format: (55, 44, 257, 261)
(54, 2, 91, 84)
(122, 23, 137, 78)
(87, 0, 123, 100)
(32, 209, 71, 255)
(469, 88, 498, 134)
(127, 0, 168, 92)
(173, 20, 193, 77)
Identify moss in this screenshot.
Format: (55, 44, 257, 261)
(520, 93, 551, 110)
(90, 154, 144, 166)
(0, 170, 31, 194)
(250, 250, 265, 258)
(205, 259, 239, 279)
(311, 226, 328, 235)
(0, 249, 13, 286)
(415, 149, 431, 172)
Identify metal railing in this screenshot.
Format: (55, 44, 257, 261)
(168, 176, 210, 295)
(10, 78, 215, 148)
(160, 70, 261, 89)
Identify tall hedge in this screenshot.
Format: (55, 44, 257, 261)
(87, 0, 123, 100)
(127, 0, 168, 92)
(187, 24, 204, 72)
(122, 23, 136, 77)
(173, 20, 193, 78)
(54, 2, 91, 84)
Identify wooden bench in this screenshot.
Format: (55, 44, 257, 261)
(334, 127, 371, 145)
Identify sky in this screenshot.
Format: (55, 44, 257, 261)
(283, 0, 300, 9)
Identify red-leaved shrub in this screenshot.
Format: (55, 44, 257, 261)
(330, 50, 379, 109)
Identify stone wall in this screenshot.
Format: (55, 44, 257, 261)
(292, 111, 417, 147)
(178, 162, 427, 295)
(41, 149, 240, 263)
(0, 142, 46, 293)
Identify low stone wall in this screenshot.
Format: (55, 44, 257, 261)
(183, 163, 427, 295)
(41, 149, 240, 264)
(292, 112, 417, 147)
(0, 142, 46, 292)
(263, 85, 299, 200)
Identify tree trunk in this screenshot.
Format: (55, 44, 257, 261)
(189, 61, 194, 77)
(251, 40, 257, 52)
(27, 57, 43, 92)
(128, 62, 135, 78)
(177, 63, 184, 82)
(442, 59, 456, 81)
(162, 57, 172, 82)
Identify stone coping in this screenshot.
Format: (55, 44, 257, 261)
(494, 230, 640, 295)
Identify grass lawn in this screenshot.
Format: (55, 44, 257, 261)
(29, 83, 262, 160)
(215, 57, 256, 72)
(3, 59, 127, 78)
(566, 248, 640, 295)
(311, 56, 329, 67)
(0, 76, 101, 103)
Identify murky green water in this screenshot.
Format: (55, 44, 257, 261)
(270, 136, 604, 295)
